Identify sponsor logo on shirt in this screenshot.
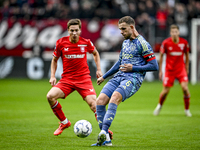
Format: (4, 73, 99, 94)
(78, 45, 87, 47)
(122, 52, 133, 59)
(170, 52, 182, 56)
(64, 54, 85, 59)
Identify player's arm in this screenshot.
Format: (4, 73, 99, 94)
(185, 51, 189, 74)
(97, 60, 120, 85)
(119, 58, 158, 72)
(92, 48, 102, 78)
(158, 52, 164, 80)
(49, 56, 58, 86)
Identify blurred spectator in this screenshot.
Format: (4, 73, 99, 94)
(128, 2, 138, 19)
(80, 0, 95, 19)
(68, 0, 80, 18)
(174, 3, 188, 37)
(43, 3, 56, 19)
(1, 0, 10, 19)
(155, 2, 168, 36)
(146, 0, 157, 18)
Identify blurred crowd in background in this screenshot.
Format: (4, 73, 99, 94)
(0, 0, 200, 52)
(1, 0, 200, 21)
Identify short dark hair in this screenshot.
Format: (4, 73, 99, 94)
(67, 19, 81, 29)
(118, 16, 135, 26)
(170, 24, 179, 30)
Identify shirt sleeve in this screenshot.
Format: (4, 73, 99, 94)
(53, 40, 61, 58)
(160, 41, 166, 54)
(139, 39, 156, 62)
(185, 41, 190, 53)
(87, 39, 96, 53)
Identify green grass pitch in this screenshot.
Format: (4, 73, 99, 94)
(0, 79, 200, 150)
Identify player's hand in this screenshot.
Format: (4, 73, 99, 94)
(119, 64, 133, 72)
(49, 77, 57, 86)
(159, 71, 162, 80)
(97, 77, 104, 85)
(96, 70, 103, 78)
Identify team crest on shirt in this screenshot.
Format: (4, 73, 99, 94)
(169, 47, 173, 50)
(80, 47, 85, 52)
(178, 44, 185, 50)
(131, 43, 136, 51)
(78, 45, 86, 53)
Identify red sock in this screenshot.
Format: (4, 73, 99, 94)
(94, 110, 97, 121)
(51, 101, 66, 121)
(159, 93, 166, 105)
(184, 95, 190, 110)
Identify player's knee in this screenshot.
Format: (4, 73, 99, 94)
(182, 86, 189, 95)
(46, 92, 55, 103)
(96, 93, 109, 105)
(110, 93, 122, 105)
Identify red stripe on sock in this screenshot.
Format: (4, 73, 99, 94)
(52, 101, 66, 121)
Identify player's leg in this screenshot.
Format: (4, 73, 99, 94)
(154, 72, 174, 115)
(98, 91, 122, 145)
(180, 81, 192, 117)
(84, 95, 97, 119)
(47, 87, 67, 122)
(91, 93, 114, 146)
(91, 79, 119, 146)
(46, 83, 73, 135)
(178, 70, 192, 117)
(96, 78, 137, 146)
(153, 86, 170, 115)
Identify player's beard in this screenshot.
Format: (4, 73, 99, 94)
(123, 33, 131, 40)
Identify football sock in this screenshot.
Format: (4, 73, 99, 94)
(159, 93, 167, 105)
(102, 103, 117, 133)
(61, 118, 68, 124)
(51, 101, 66, 121)
(106, 133, 111, 141)
(184, 95, 190, 110)
(96, 105, 106, 130)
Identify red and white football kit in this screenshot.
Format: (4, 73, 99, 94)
(160, 37, 189, 87)
(53, 36, 96, 98)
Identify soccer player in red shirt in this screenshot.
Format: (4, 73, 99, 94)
(46, 19, 112, 136)
(153, 24, 192, 117)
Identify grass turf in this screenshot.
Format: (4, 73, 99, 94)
(0, 79, 200, 150)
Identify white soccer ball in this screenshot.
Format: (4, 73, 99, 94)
(74, 120, 92, 138)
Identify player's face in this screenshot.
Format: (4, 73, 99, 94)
(68, 25, 81, 42)
(118, 22, 132, 39)
(170, 28, 179, 39)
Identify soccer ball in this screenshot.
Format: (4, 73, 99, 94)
(74, 120, 92, 138)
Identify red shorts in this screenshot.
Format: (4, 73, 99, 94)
(163, 69, 188, 87)
(54, 76, 96, 99)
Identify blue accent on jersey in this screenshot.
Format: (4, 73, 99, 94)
(103, 60, 120, 79)
(132, 59, 158, 72)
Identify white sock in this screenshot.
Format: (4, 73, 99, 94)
(106, 133, 111, 141)
(61, 118, 68, 124)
